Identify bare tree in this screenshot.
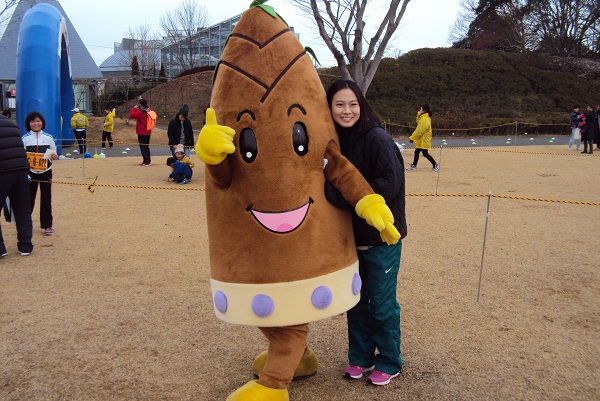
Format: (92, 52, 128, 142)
(160, 0, 211, 72)
(529, 0, 600, 56)
(449, 0, 478, 46)
(0, 0, 18, 32)
(454, 0, 600, 56)
(126, 24, 162, 77)
(292, 0, 411, 94)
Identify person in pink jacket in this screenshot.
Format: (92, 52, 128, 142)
(129, 98, 152, 166)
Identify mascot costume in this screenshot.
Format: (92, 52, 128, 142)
(197, 1, 400, 400)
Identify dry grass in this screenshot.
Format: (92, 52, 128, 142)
(0, 145, 598, 400)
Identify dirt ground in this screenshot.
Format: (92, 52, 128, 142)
(1, 119, 599, 400)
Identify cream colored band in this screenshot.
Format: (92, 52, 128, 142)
(211, 260, 360, 327)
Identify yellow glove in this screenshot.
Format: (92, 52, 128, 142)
(355, 194, 400, 245)
(196, 108, 236, 165)
(380, 221, 401, 245)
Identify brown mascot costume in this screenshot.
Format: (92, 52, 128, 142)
(196, 1, 400, 400)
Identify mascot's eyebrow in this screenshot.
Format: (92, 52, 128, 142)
(287, 104, 306, 117)
(237, 109, 256, 122)
(219, 51, 307, 104)
(230, 29, 290, 49)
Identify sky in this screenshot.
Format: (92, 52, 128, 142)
(6, 0, 462, 68)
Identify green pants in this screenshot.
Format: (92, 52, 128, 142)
(347, 241, 402, 374)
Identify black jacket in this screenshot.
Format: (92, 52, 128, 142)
(570, 111, 580, 129)
(0, 115, 29, 174)
(584, 110, 599, 140)
(167, 115, 194, 147)
(326, 125, 407, 246)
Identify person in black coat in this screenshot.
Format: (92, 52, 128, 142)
(167, 104, 194, 157)
(324, 79, 406, 386)
(594, 104, 600, 150)
(583, 105, 597, 154)
(0, 115, 33, 256)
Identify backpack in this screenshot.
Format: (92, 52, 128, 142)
(146, 110, 157, 131)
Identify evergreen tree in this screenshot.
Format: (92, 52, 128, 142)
(131, 55, 140, 76)
(159, 63, 167, 82)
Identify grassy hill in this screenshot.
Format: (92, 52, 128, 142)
(320, 48, 600, 136)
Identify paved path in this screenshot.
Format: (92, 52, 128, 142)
(398, 135, 570, 148)
(63, 135, 574, 160)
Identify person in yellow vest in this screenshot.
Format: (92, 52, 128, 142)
(102, 108, 116, 149)
(70, 107, 88, 154)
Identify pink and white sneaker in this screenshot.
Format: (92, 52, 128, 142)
(366, 369, 400, 386)
(343, 364, 375, 379)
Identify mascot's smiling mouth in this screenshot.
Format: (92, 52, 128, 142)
(247, 198, 313, 233)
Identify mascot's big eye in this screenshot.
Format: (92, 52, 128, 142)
(239, 128, 258, 163)
(292, 122, 308, 156)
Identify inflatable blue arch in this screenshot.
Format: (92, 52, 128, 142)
(16, 3, 76, 154)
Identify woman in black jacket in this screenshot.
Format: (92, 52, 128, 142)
(583, 105, 597, 154)
(167, 104, 194, 156)
(325, 79, 406, 387)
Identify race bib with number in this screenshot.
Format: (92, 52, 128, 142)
(26, 152, 48, 171)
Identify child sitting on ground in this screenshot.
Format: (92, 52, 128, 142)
(173, 144, 194, 169)
(167, 156, 193, 184)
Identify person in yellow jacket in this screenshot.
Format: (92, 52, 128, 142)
(70, 107, 88, 154)
(407, 104, 439, 171)
(102, 108, 116, 149)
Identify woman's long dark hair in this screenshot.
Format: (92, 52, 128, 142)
(326, 80, 381, 134)
(25, 111, 46, 131)
(421, 104, 432, 117)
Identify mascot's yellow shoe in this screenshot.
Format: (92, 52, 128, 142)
(252, 348, 318, 379)
(226, 380, 289, 401)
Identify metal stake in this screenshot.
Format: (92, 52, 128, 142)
(435, 144, 443, 195)
(477, 191, 492, 302)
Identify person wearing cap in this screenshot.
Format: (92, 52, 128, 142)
(0, 113, 34, 257)
(167, 104, 194, 157)
(102, 108, 116, 149)
(166, 153, 192, 184)
(70, 107, 88, 155)
(129, 98, 153, 166)
(173, 143, 194, 171)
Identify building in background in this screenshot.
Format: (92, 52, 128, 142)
(100, 15, 245, 79)
(160, 14, 242, 78)
(0, 0, 102, 112)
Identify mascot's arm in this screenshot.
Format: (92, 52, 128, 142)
(196, 108, 235, 188)
(324, 144, 372, 206)
(324, 145, 400, 245)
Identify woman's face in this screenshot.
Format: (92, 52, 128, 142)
(30, 117, 43, 132)
(331, 88, 360, 128)
(179, 114, 186, 122)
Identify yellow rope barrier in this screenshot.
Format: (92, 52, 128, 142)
(407, 193, 600, 206)
(31, 179, 205, 191)
(28, 179, 598, 205)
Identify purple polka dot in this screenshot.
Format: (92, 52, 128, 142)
(352, 273, 362, 295)
(312, 286, 333, 309)
(252, 294, 274, 317)
(214, 290, 227, 313)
